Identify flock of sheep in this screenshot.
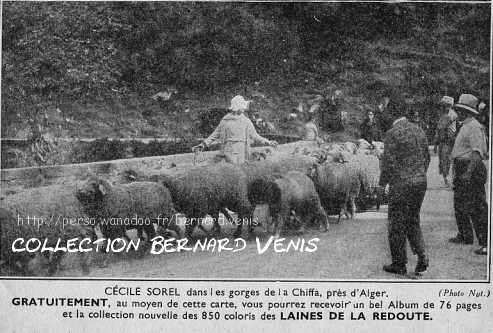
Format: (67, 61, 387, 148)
(0, 139, 383, 276)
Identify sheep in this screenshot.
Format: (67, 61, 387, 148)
(355, 153, 379, 185)
(250, 148, 274, 161)
(75, 176, 180, 245)
(118, 169, 139, 184)
(309, 149, 329, 164)
(0, 207, 93, 276)
(145, 154, 317, 238)
(0, 185, 94, 276)
(121, 167, 234, 237)
(242, 154, 318, 184)
(250, 151, 268, 161)
(309, 142, 354, 163)
(322, 141, 355, 155)
(308, 159, 361, 223)
(351, 153, 384, 211)
(314, 151, 382, 213)
(231, 154, 317, 234)
(357, 139, 372, 150)
(248, 171, 329, 238)
(342, 141, 358, 154)
(371, 141, 385, 158)
(356, 140, 385, 158)
(292, 144, 349, 164)
(155, 162, 254, 239)
(0, 207, 39, 275)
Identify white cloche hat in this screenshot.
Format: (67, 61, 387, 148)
(229, 95, 251, 112)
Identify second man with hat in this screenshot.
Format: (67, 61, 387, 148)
(449, 93, 488, 256)
(433, 96, 456, 186)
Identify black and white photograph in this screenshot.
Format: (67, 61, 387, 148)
(0, 1, 490, 282)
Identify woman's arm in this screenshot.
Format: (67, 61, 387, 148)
(203, 120, 223, 147)
(248, 119, 271, 145)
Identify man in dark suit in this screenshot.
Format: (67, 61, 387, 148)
(379, 101, 431, 275)
(318, 90, 343, 132)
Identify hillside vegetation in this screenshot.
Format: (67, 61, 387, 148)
(1, 2, 490, 143)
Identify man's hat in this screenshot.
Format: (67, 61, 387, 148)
(454, 94, 479, 115)
(440, 96, 454, 106)
(229, 95, 251, 112)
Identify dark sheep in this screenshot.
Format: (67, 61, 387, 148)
(248, 171, 329, 238)
(136, 154, 317, 238)
(76, 176, 180, 244)
(237, 154, 318, 235)
(156, 162, 254, 238)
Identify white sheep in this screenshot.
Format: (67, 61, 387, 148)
(308, 159, 361, 222)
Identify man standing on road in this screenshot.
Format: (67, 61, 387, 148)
(360, 110, 382, 144)
(449, 94, 488, 256)
(195, 95, 277, 164)
(380, 100, 431, 275)
(433, 96, 455, 186)
(319, 89, 343, 132)
(410, 110, 429, 135)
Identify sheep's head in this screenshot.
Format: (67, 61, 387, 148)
(343, 142, 357, 154)
(120, 169, 138, 183)
(311, 151, 327, 164)
(250, 151, 267, 161)
(213, 153, 233, 164)
(326, 150, 347, 163)
(307, 163, 319, 180)
(76, 176, 111, 204)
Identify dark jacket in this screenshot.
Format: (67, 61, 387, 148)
(380, 118, 430, 186)
(318, 98, 343, 132)
(360, 119, 382, 143)
(377, 110, 394, 133)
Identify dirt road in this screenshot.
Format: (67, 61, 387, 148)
(64, 154, 489, 280)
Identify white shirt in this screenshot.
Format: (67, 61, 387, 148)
(451, 117, 487, 159)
